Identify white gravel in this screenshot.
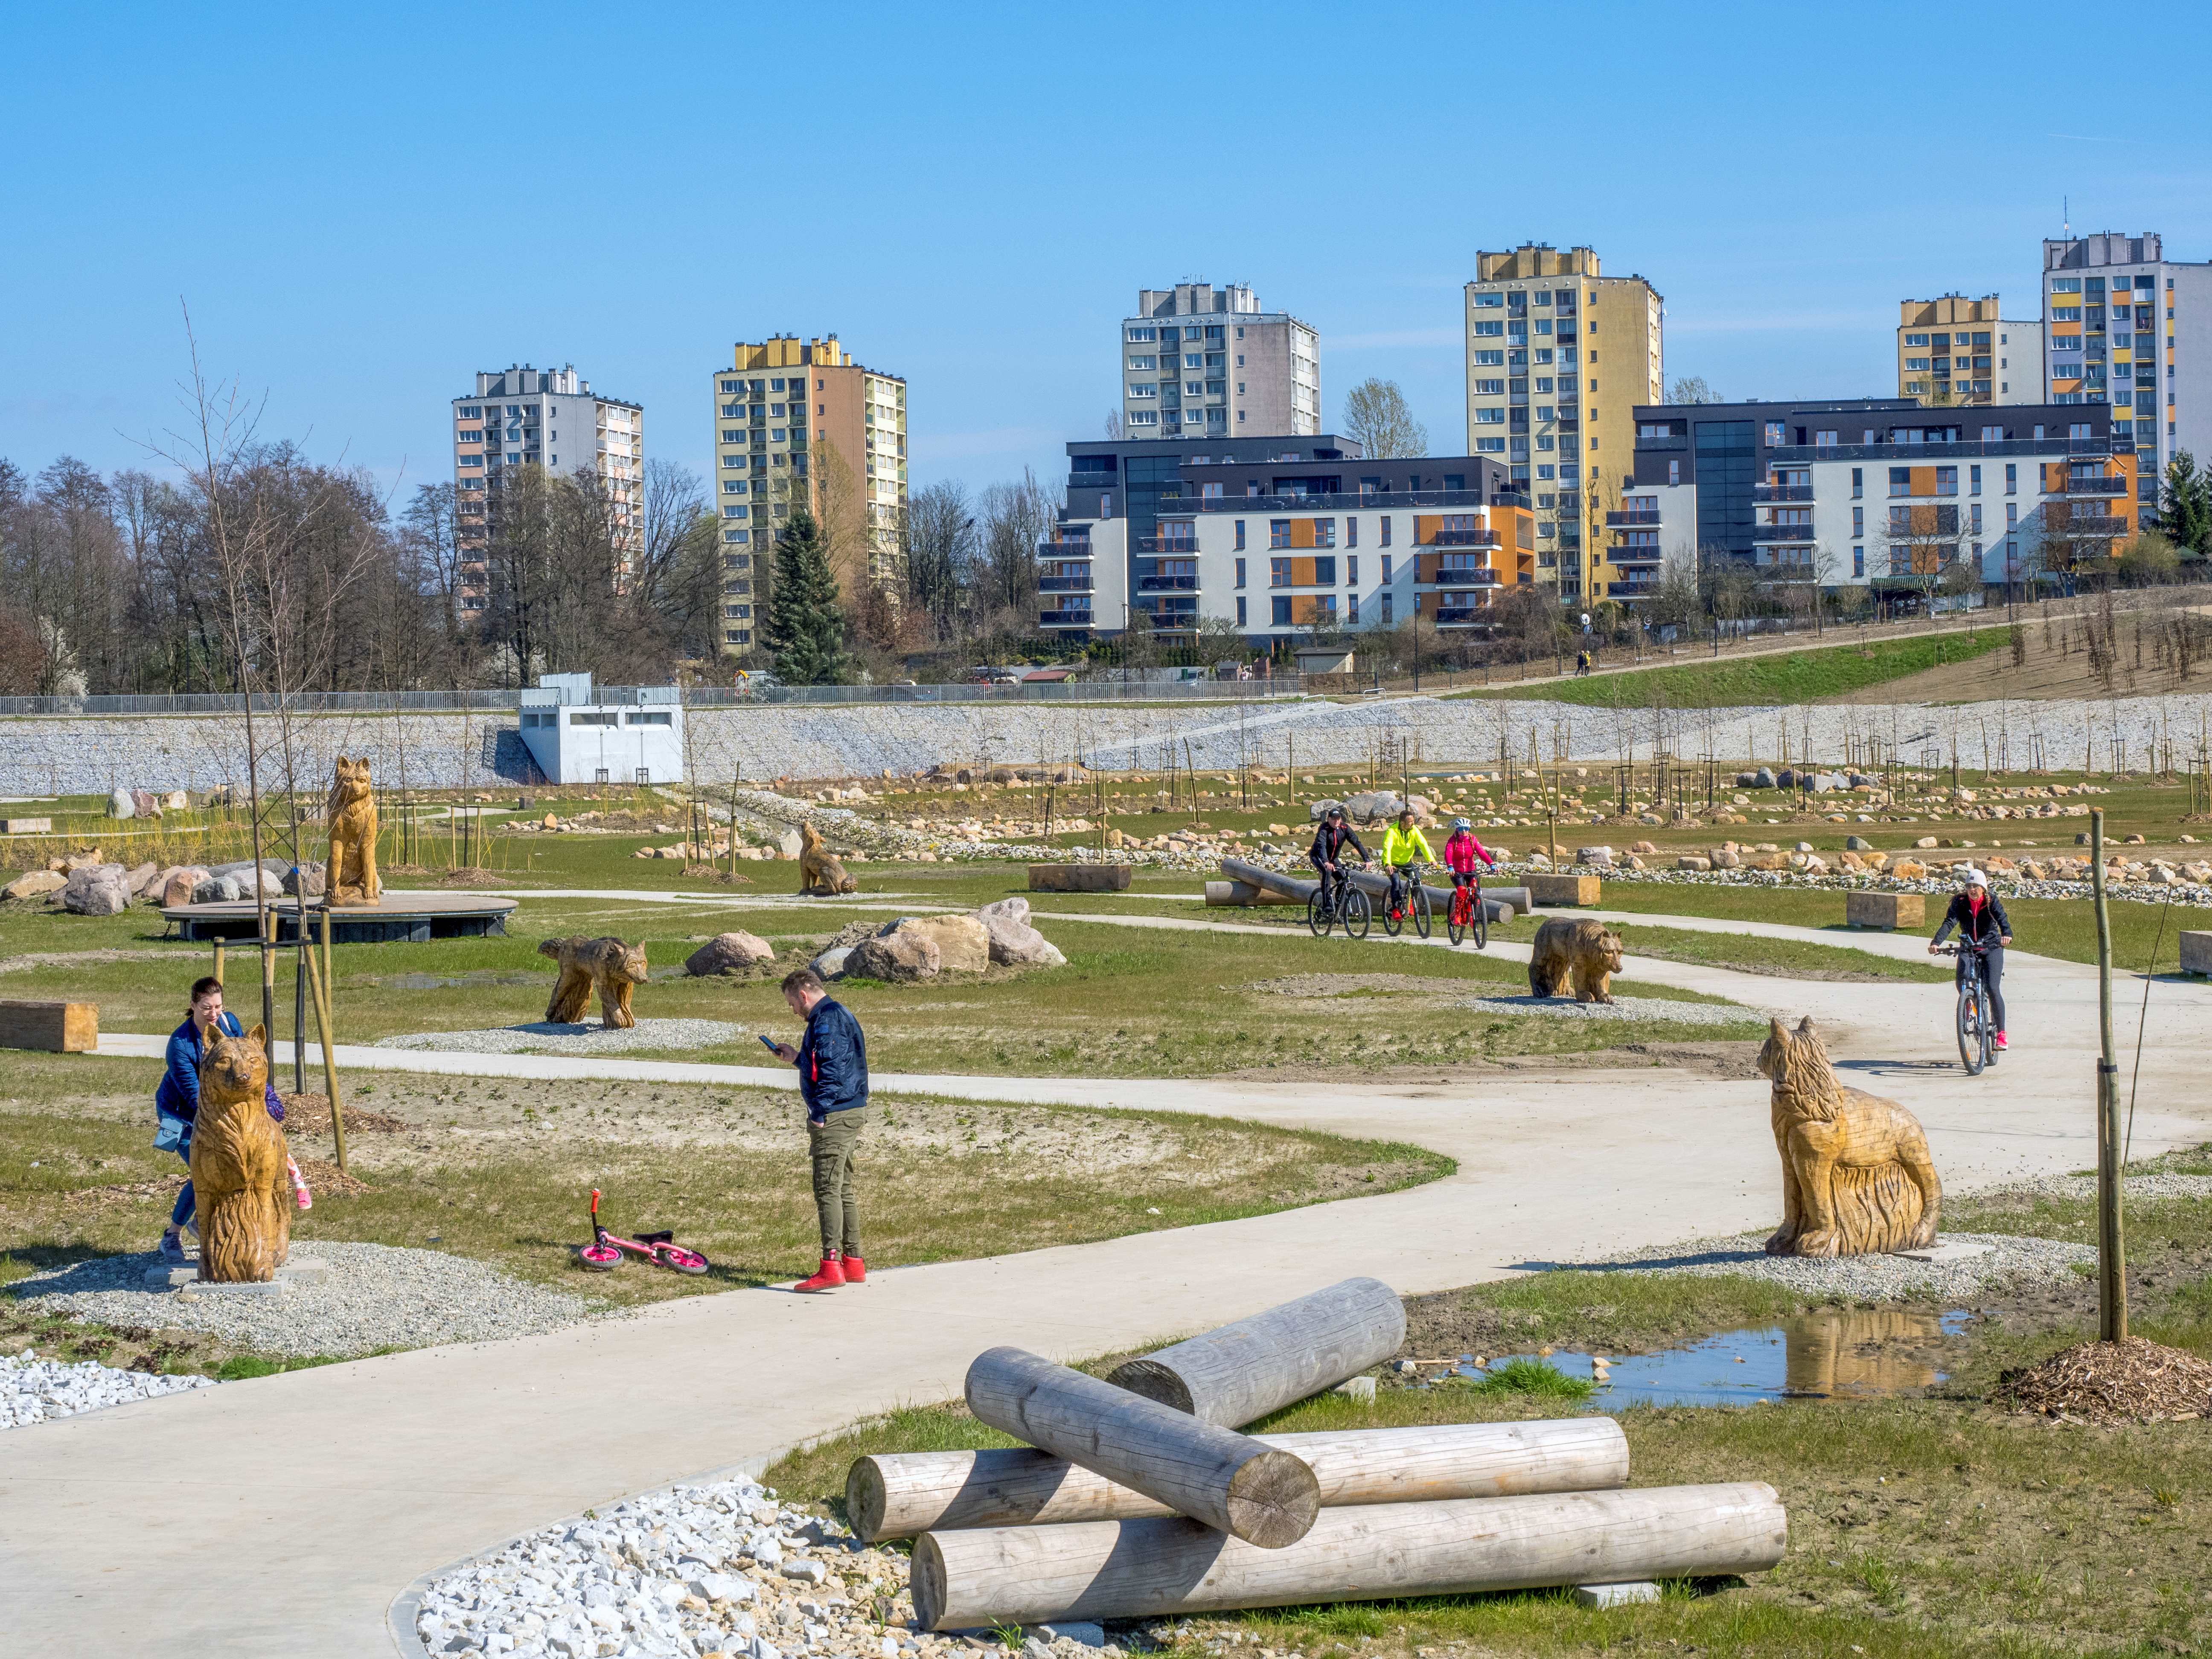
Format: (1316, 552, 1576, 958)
(2, 1348, 215, 1430)
(1979, 1172, 2212, 1203)
(1536, 1229, 2095, 1301)
(12, 1241, 607, 1359)
(1462, 993, 1755, 1026)
(377, 1019, 748, 1057)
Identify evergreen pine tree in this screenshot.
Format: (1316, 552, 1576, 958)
(2163, 452, 2212, 559)
(763, 506, 853, 684)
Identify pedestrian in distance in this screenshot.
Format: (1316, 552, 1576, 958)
(766, 966, 870, 1291)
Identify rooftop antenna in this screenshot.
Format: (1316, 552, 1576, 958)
(2064, 195, 2070, 238)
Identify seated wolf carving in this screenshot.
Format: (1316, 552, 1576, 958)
(325, 755, 381, 906)
(189, 1022, 293, 1282)
(799, 821, 858, 896)
(1759, 1015, 1941, 1257)
(539, 936, 647, 1029)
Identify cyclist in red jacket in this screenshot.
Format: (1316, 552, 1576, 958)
(1442, 818, 1496, 905)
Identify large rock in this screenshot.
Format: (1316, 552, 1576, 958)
(1342, 790, 1403, 824)
(63, 848, 106, 873)
(810, 945, 854, 981)
(123, 862, 161, 896)
(888, 914, 991, 974)
(686, 930, 777, 976)
(61, 863, 132, 916)
(282, 862, 328, 899)
(162, 790, 191, 811)
(845, 929, 940, 983)
(193, 874, 244, 903)
(3, 869, 66, 902)
(160, 866, 209, 907)
(973, 897, 1067, 968)
(1307, 799, 1344, 822)
(130, 789, 160, 819)
(107, 787, 135, 820)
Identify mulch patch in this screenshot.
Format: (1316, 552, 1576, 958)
(293, 1156, 370, 1197)
(1995, 1336, 2212, 1422)
(278, 1094, 411, 1137)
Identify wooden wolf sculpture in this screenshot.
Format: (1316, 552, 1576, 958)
(189, 1022, 292, 1282)
(1759, 1015, 1941, 1257)
(1527, 916, 1624, 1003)
(540, 936, 648, 1029)
(799, 821, 858, 896)
(325, 755, 381, 906)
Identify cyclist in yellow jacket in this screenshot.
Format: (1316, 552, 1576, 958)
(1380, 807, 1435, 923)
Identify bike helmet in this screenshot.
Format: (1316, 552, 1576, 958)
(1452, 817, 1471, 831)
(1324, 804, 1346, 821)
(1956, 866, 1987, 889)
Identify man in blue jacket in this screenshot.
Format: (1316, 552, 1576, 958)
(768, 967, 869, 1292)
(154, 976, 287, 1263)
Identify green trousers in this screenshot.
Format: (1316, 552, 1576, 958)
(808, 1106, 866, 1259)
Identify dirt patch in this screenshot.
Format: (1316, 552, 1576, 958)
(293, 1157, 370, 1197)
(1250, 972, 1490, 1001)
(0, 948, 175, 977)
(276, 1094, 412, 1138)
(1996, 1335, 2212, 1422)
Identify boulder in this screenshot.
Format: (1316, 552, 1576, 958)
(1735, 771, 1761, 788)
(131, 789, 160, 819)
(1845, 835, 1874, 851)
(163, 790, 191, 811)
(973, 897, 1066, 968)
(777, 829, 803, 859)
(1752, 767, 1775, 789)
(192, 874, 244, 903)
(1709, 847, 1741, 870)
(845, 929, 940, 983)
(1676, 855, 1711, 872)
(106, 787, 135, 820)
(63, 848, 105, 873)
(888, 914, 991, 975)
(61, 863, 132, 916)
(1342, 790, 1402, 824)
(283, 862, 328, 898)
(1914, 836, 1939, 850)
(1306, 800, 1343, 822)
(3, 869, 66, 902)
(1574, 845, 1614, 867)
(123, 862, 161, 896)
(810, 945, 854, 980)
(160, 866, 209, 907)
(686, 931, 777, 976)
(1889, 859, 1928, 880)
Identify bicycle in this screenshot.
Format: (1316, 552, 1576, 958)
(1307, 864, 1372, 939)
(1937, 942, 1997, 1075)
(1447, 871, 1488, 950)
(1380, 862, 1431, 940)
(577, 1187, 711, 1274)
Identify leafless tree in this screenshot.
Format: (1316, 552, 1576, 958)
(1103, 408, 1124, 439)
(976, 469, 1054, 619)
(1668, 376, 1719, 406)
(903, 480, 975, 641)
(1340, 378, 1428, 459)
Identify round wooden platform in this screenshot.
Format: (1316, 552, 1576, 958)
(159, 891, 519, 943)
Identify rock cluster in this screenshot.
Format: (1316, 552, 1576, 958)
(685, 932, 779, 977)
(2, 1347, 215, 1430)
(812, 902, 1064, 985)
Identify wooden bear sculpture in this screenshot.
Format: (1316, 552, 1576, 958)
(539, 936, 647, 1029)
(1759, 1015, 1942, 1257)
(1526, 916, 1625, 1003)
(189, 1022, 292, 1282)
(799, 821, 859, 896)
(326, 755, 381, 906)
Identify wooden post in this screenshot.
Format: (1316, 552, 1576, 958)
(849, 1419, 1628, 1541)
(964, 1348, 1319, 1548)
(302, 908, 347, 1173)
(2090, 808, 2125, 1341)
(911, 1484, 1790, 1630)
(259, 904, 277, 1055)
(212, 939, 226, 988)
(1106, 1278, 1406, 1426)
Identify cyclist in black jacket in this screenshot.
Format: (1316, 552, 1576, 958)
(1308, 807, 1370, 919)
(1929, 867, 2012, 1051)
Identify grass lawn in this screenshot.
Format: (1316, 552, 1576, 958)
(1465, 626, 2018, 709)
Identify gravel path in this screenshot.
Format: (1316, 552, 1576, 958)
(1977, 1172, 2212, 1202)
(1531, 1229, 2094, 1301)
(1461, 992, 1754, 1026)
(12, 1242, 607, 1359)
(376, 1018, 747, 1057)
(3, 1349, 215, 1430)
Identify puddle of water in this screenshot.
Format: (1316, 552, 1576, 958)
(1456, 1308, 1971, 1410)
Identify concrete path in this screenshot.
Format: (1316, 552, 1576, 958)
(5, 908, 2209, 1658)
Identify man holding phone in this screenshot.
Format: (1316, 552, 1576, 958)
(765, 967, 869, 1292)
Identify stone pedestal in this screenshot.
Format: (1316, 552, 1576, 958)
(1526, 873, 1601, 908)
(1846, 891, 1925, 930)
(1028, 864, 1132, 893)
(144, 1255, 329, 1294)
(1889, 1240, 1992, 1264)
(1574, 1583, 1660, 1609)
(2180, 930, 2212, 977)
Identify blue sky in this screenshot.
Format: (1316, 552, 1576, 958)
(4, 1, 2209, 506)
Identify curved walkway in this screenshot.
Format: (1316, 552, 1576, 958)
(3, 908, 2208, 1658)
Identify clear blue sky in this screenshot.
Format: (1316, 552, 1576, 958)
(5, 1, 2209, 507)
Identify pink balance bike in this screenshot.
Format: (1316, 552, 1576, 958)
(578, 1188, 710, 1275)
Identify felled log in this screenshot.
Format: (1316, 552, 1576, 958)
(849, 1418, 1628, 1541)
(1108, 1276, 1405, 1425)
(963, 1347, 1318, 1548)
(1205, 880, 1302, 907)
(1217, 857, 1523, 923)
(911, 1483, 1789, 1629)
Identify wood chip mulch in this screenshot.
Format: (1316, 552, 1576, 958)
(278, 1094, 411, 1137)
(293, 1157, 370, 1197)
(1995, 1336, 2212, 1422)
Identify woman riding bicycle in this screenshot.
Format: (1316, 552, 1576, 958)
(1929, 866, 2012, 1051)
(1380, 808, 1435, 922)
(1443, 817, 1497, 895)
(1308, 806, 1370, 917)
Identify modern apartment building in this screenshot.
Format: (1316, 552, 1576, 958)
(1036, 436, 1531, 643)
(2041, 233, 2212, 521)
(1463, 245, 1663, 603)
(1120, 284, 1318, 442)
(709, 336, 907, 654)
(1613, 397, 2134, 600)
(451, 364, 643, 613)
(1895, 295, 2042, 406)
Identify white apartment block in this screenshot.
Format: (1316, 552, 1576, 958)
(1121, 284, 1318, 441)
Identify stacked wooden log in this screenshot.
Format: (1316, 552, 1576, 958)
(848, 1278, 1789, 1630)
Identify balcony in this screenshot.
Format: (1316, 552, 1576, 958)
(1066, 473, 1117, 494)
(2058, 516, 2129, 538)
(1753, 483, 1815, 503)
(1038, 576, 1093, 593)
(1606, 509, 1660, 526)
(1433, 607, 1493, 625)
(1180, 488, 1519, 514)
(1426, 528, 1501, 547)
(1752, 519, 1817, 543)
(1137, 575, 1199, 592)
(1764, 435, 2129, 464)
(1423, 568, 1502, 587)
(1133, 536, 1198, 554)
(2064, 475, 2128, 495)
(1039, 610, 1095, 629)
(1607, 580, 1660, 599)
(1036, 537, 1091, 556)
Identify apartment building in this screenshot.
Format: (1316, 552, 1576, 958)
(1121, 284, 1318, 442)
(1036, 436, 1531, 643)
(1895, 295, 2042, 405)
(1614, 397, 2134, 600)
(1463, 244, 1663, 602)
(2041, 233, 2212, 522)
(451, 364, 643, 612)
(709, 336, 907, 654)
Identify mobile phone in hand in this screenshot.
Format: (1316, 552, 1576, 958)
(759, 1034, 781, 1054)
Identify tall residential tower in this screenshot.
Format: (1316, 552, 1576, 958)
(1120, 284, 1318, 441)
(1895, 295, 2042, 406)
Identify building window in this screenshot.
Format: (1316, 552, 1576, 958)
(1851, 467, 1863, 498)
(1889, 467, 1911, 497)
(1270, 557, 1290, 586)
(1853, 546, 1864, 578)
(1347, 594, 1359, 625)
(1234, 557, 1246, 589)
(1380, 593, 1393, 625)
(1668, 459, 1680, 486)
(1764, 421, 1786, 447)
(1970, 464, 1982, 495)
(1232, 519, 1246, 551)
(1346, 556, 1358, 585)
(1270, 520, 1291, 549)
(1380, 517, 1392, 547)
(1346, 517, 1359, 548)
(1853, 505, 1864, 538)
(1476, 438, 1505, 452)
(2005, 464, 2017, 494)
(1311, 556, 1336, 584)
(1271, 595, 1292, 626)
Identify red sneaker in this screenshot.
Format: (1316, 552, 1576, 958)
(841, 1255, 866, 1284)
(794, 1257, 845, 1292)
(1994, 1031, 2008, 1051)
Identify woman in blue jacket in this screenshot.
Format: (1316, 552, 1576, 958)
(154, 976, 287, 1263)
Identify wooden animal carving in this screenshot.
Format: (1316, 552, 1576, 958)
(188, 1022, 291, 1282)
(539, 936, 647, 1029)
(1527, 916, 1624, 1003)
(325, 755, 381, 906)
(1759, 1015, 1941, 1257)
(799, 821, 858, 896)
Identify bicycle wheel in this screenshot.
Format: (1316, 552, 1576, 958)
(1307, 888, 1333, 938)
(1380, 882, 1402, 937)
(1412, 882, 1431, 940)
(1955, 978, 1984, 1076)
(1447, 888, 1468, 947)
(1342, 887, 1371, 939)
(1471, 894, 1489, 952)
(1979, 981, 1997, 1068)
